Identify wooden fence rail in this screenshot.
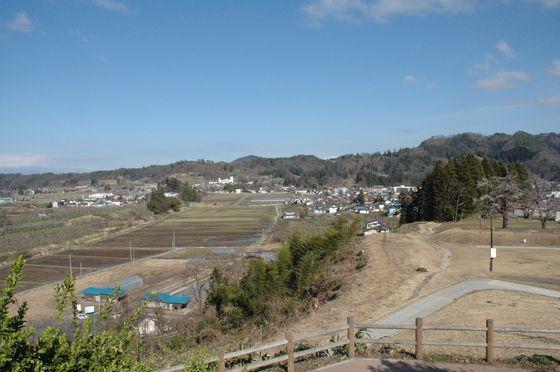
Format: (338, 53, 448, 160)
(161, 316, 560, 372)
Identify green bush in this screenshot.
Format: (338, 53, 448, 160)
(206, 219, 357, 329)
(0, 256, 149, 371)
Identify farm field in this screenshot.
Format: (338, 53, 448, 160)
(93, 205, 275, 248)
(2, 194, 279, 292)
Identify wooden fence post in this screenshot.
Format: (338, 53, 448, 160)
(415, 317, 424, 360)
(486, 319, 494, 364)
(217, 347, 225, 372)
(347, 315, 355, 359)
(286, 331, 295, 372)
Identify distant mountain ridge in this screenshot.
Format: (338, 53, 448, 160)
(1, 131, 558, 189)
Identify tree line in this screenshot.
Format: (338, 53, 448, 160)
(399, 155, 530, 226)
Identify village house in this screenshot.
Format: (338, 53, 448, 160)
(81, 275, 144, 303)
(143, 291, 191, 312)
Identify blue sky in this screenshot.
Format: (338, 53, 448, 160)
(1, 0, 559, 173)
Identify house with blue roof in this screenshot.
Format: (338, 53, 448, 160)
(80, 275, 143, 303)
(143, 291, 191, 311)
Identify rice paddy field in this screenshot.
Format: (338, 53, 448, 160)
(1, 193, 279, 292)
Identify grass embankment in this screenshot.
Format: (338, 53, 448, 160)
(152, 218, 363, 369)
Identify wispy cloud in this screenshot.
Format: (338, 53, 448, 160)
(301, 0, 560, 26)
(533, 0, 560, 9)
(549, 59, 560, 76)
(539, 97, 560, 106)
(403, 74, 437, 89)
(403, 75, 416, 83)
(6, 11, 34, 33)
(474, 70, 530, 91)
(68, 28, 91, 43)
(496, 40, 516, 58)
(92, 0, 128, 14)
(302, 0, 475, 25)
(0, 154, 48, 168)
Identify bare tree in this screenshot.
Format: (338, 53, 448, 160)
(477, 174, 525, 229)
(530, 177, 554, 229)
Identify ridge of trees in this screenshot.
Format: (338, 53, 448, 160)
(399, 155, 529, 224)
(3, 132, 558, 190)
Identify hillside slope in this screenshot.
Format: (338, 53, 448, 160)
(1, 131, 558, 189)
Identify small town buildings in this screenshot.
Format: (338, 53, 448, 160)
(164, 192, 179, 198)
(328, 205, 338, 214)
(0, 197, 12, 204)
(282, 211, 299, 219)
(363, 220, 391, 235)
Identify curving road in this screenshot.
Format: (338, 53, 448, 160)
(365, 277, 560, 340)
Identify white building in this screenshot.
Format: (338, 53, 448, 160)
(218, 176, 235, 184)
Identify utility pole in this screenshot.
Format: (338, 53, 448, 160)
(129, 241, 132, 261)
(489, 213, 494, 272)
(69, 254, 73, 278)
(172, 232, 176, 250)
(80, 262, 83, 276)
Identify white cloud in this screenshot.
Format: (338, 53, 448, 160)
(539, 97, 560, 106)
(532, 0, 560, 9)
(403, 75, 416, 83)
(496, 40, 516, 58)
(302, 0, 560, 25)
(302, 0, 475, 25)
(68, 28, 91, 43)
(92, 0, 128, 13)
(549, 59, 560, 76)
(0, 154, 48, 168)
(474, 70, 530, 91)
(6, 11, 34, 33)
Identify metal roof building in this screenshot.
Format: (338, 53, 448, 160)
(143, 291, 191, 311)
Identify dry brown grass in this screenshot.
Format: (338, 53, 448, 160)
(389, 291, 560, 360)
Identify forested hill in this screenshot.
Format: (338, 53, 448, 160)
(1, 131, 559, 189)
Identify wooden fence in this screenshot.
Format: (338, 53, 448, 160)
(162, 316, 560, 372)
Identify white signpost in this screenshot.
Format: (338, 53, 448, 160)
(490, 247, 496, 271)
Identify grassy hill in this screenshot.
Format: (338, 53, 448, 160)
(1, 131, 558, 189)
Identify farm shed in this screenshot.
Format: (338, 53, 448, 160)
(81, 275, 144, 303)
(143, 291, 191, 311)
(244, 250, 278, 262)
(212, 247, 235, 256)
(81, 287, 126, 303)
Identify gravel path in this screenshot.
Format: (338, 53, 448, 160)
(366, 277, 560, 340)
(313, 358, 530, 372)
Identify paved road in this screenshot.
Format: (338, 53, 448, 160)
(365, 277, 560, 340)
(475, 245, 560, 251)
(313, 358, 530, 372)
